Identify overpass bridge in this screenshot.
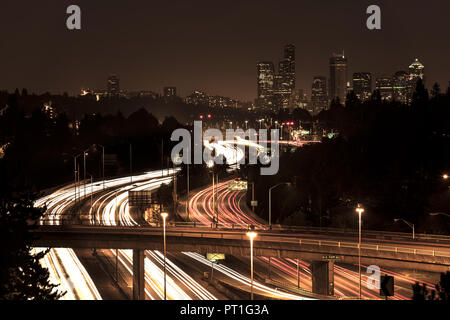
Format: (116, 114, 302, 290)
(33, 225, 450, 299)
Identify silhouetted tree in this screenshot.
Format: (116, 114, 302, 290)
(0, 193, 65, 300)
(412, 78, 429, 106)
(431, 82, 441, 98)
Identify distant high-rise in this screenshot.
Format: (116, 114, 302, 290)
(407, 58, 425, 102)
(273, 44, 296, 109)
(409, 58, 425, 81)
(163, 87, 177, 98)
(352, 72, 372, 101)
(311, 76, 328, 113)
(376, 76, 393, 101)
(392, 71, 409, 104)
(256, 61, 275, 109)
(281, 44, 296, 90)
(107, 74, 120, 97)
(329, 53, 347, 103)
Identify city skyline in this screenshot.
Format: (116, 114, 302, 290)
(1, 0, 450, 101)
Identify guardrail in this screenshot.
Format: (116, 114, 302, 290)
(36, 224, 450, 260)
(38, 217, 450, 243)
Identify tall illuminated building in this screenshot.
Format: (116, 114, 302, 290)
(107, 74, 120, 97)
(407, 58, 425, 103)
(392, 71, 409, 104)
(329, 53, 347, 103)
(311, 76, 328, 113)
(376, 76, 393, 101)
(281, 44, 296, 91)
(274, 44, 296, 109)
(163, 87, 177, 98)
(256, 61, 275, 109)
(352, 72, 372, 101)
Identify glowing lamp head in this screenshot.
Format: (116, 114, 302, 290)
(246, 232, 257, 240)
(443, 174, 449, 180)
(161, 212, 168, 220)
(355, 204, 365, 215)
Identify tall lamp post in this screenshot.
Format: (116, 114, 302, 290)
(269, 182, 291, 229)
(355, 204, 365, 300)
(186, 161, 190, 221)
(73, 154, 82, 206)
(247, 231, 257, 300)
(161, 212, 168, 300)
(96, 144, 105, 190)
(207, 160, 215, 227)
(82, 148, 89, 199)
(249, 182, 256, 213)
(394, 218, 415, 239)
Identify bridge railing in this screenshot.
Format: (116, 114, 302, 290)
(38, 217, 450, 243)
(36, 223, 450, 260)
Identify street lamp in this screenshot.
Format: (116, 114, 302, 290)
(247, 231, 257, 300)
(355, 204, 365, 300)
(269, 182, 291, 229)
(82, 148, 89, 199)
(443, 174, 449, 180)
(394, 218, 415, 239)
(96, 144, 105, 190)
(207, 161, 217, 227)
(248, 182, 256, 213)
(161, 212, 168, 300)
(73, 154, 82, 205)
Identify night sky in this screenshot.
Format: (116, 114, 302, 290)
(1, 0, 449, 100)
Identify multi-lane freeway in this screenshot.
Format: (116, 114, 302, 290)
(32, 139, 447, 300)
(185, 178, 446, 299)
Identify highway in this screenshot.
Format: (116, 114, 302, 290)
(186, 178, 444, 299)
(34, 169, 217, 300)
(32, 139, 445, 300)
(34, 167, 312, 300)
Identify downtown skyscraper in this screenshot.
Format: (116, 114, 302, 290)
(329, 53, 347, 104)
(352, 72, 372, 101)
(311, 76, 328, 113)
(256, 61, 275, 109)
(257, 44, 296, 110)
(107, 74, 120, 97)
(274, 44, 296, 109)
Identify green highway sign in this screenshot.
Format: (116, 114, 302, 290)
(322, 255, 341, 260)
(228, 180, 248, 191)
(206, 253, 225, 261)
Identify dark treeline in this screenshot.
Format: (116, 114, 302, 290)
(0, 88, 312, 194)
(246, 80, 450, 233)
(0, 89, 267, 126)
(0, 92, 188, 193)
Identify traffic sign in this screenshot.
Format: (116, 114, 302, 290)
(322, 255, 341, 260)
(251, 200, 258, 207)
(206, 253, 225, 261)
(228, 180, 248, 191)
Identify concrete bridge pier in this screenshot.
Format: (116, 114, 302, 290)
(311, 260, 334, 296)
(132, 249, 145, 300)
